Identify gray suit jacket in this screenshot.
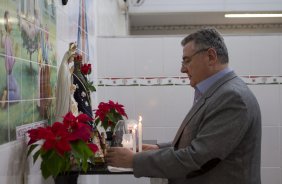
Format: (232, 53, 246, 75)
(133, 71, 261, 184)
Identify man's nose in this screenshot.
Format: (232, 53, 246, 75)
(181, 65, 187, 73)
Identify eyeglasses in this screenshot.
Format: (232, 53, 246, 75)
(181, 48, 210, 66)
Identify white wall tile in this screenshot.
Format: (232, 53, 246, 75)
(279, 36, 282, 76)
(224, 36, 252, 75)
(261, 167, 281, 184)
(250, 36, 280, 75)
(249, 85, 280, 125)
(280, 85, 282, 126)
(97, 38, 135, 78)
(135, 86, 165, 124)
(280, 127, 282, 170)
(96, 0, 127, 36)
(160, 86, 192, 126)
(96, 38, 108, 78)
(143, 127, 178, 143)
(133, 38, 163, 77)
(261, 127, 280, 167)
(98, 86, 137, 120)
(163, 37, 184, 76)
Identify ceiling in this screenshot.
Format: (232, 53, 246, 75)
(128, 11, 282, 35)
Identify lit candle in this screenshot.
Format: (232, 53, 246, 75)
(138, 115, 142, 152)
(132, 125, 137, 153)
(122, 134, 133, 149)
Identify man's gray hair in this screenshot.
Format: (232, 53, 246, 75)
(181, 27, 229, 64)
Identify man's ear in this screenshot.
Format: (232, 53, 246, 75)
(207, 48, 217, 65)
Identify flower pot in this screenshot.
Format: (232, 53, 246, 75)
(54, 173, 79, 184)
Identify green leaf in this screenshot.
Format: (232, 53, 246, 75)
(81, 158, 88, 172)
(71, 140, 94, 172)
(107, 112, 116, 122)
(102, 117, 109, 130)
(41, 160, 52, 179)
(102, 122, 108, 131)
(72, 140, 93, 157)
(94, 118, 100, 126)
(41, 150, 66, 178)
(33, 150, 41, 164)
(86, 80, 96, 92)
(27, 144, 39, 157)
(88, 85, 96, 92)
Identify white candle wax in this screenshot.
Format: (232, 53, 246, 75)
(138, 116, 142, 152)
(132, 125, 137, 153)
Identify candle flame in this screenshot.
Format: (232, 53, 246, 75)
(139, 115, 142, 122)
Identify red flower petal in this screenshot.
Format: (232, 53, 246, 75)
(77, 114, 92, 124)
(87, 143, 99, 153)
(55, 139, 72, 156)
(69, 123, 91, 142)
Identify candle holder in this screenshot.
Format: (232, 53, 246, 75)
(112, 120, 127, 147)
(112, 119, 141, 152)
(121, 133, 133, 149)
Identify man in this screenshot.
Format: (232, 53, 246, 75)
(106, 27, 261, 184)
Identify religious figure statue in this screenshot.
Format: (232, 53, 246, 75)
(55, 42, 78, 122)
(56, 45, 105, 164)
(72, 54, 93, 125)
(72, 53, 105, 164)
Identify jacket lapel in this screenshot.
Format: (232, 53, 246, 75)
(172, 71, 237, 147)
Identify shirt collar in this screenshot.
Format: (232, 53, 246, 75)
(196, 67, 232, 95)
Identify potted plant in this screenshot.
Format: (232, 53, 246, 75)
(94, 100, 128, 144)
(26, 112, 99, 183)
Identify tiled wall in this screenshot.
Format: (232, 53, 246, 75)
(96, 0, 127, 36)
(97, 36, 282, 184)
(0, 0, 96, 183)
(0, 0, 57, 144)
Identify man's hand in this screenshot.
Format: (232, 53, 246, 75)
(142, 144, 159, 151)
(106, 147, 134, 168)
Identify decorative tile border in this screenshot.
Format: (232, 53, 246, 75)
(131, 23, 282, 32)
(98, 76, 282, 87)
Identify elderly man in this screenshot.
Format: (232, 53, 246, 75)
(106, 27, 261, 184)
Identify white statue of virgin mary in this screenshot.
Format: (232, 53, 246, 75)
(55, 42, 78, 122)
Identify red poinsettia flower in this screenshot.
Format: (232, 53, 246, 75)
(109, 100, 128, 118)
(28, 127, 48, 145)
(95, 102, 110, 122)
(41, 122, 72, 156)
(68, 122, 91, 142)
(77, 113, 93, 123)
(94, 100, 128, 131)
(27, 112, 100, 179)
(63, 112, 78, 130)
(81, 63, 91, 75)
(62, 112, 93, 141)
(28, 87, 98, 179)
